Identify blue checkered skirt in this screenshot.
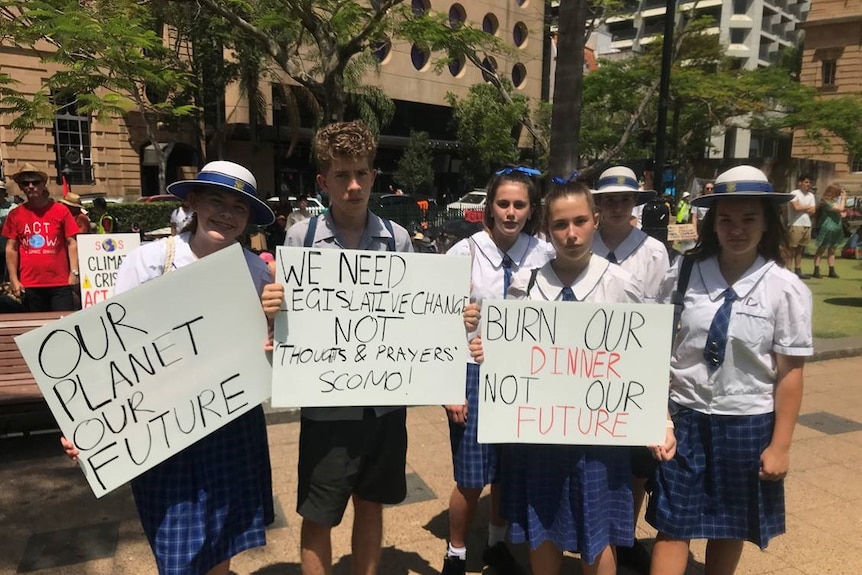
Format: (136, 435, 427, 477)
(131, 406, 274, 575)
(449, 363, 500, 489)
(646, 405, 784, 548)
(501, 443, 633, 564)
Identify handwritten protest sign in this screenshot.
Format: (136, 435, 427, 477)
(16, 244, 272, 498)
(271, 247, 470, 407)
(478, 299, 673, 446)
(78, 234, 141, 308)
(667, 223, 697, 242)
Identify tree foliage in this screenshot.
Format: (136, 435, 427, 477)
(0, 0, 197, 192)
(447, 81, 528, 188)
(394, 130, 434, 195)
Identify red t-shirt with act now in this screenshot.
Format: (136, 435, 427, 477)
(2, 200, 79, 287)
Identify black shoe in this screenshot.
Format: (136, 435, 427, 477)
(441, 555, 466, 575)
(482, 542, 524, 575)
(796, 271, 810, 279)
(813, 268, 822, 279)
(616, 540, 651, 575)
(829, 270, 840, 279)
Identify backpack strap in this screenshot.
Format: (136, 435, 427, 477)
(304, 216, 319, 248)
(162, 235, 176, 276)
(525, 268, 540, 297)
(382, 218, 396, 252)
(671, 256, 695, 335)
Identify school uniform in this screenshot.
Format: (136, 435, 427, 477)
(501, 255, 644, 564)
(647, 255, 813, 547)
(446, 231, 554, 488)
(592, 227, 669, 301)
(115, 233, 274, 575)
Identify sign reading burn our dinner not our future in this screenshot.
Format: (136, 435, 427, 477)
(15, 244, 272, 498)
(271, 246, 470, 408)
(477, 299, 674, 447)
(78, 233, 141, 308)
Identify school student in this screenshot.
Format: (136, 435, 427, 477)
(463, 181, 674, 575)
(441, 166, 553, 575)
(62, 161, 277, 575)
(261, 120, 412, 575)
(647, 165, 812, 575)
(589, 165, 670, 574)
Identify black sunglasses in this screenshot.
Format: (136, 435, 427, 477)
(19, 179, 43, 186)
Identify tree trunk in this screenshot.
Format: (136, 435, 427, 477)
(549, 0, 587, 179)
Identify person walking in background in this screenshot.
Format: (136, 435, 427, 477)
(694, 181, 714, 234)
(91, 196, 115, 234)
(59, 193, 92, 235)
(811, 183, 847, 279)
(648, 165, 811, 575)
(63, 160, 277, 575)
(285, 193, 312, 230)
(675, 191, 691, 224)
(2, 163, 79, 312)
(787, 174, 817, 279)
(170, 199, 194, 235)
(442, 166, 553, 575)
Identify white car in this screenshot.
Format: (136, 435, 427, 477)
(446, 189, 487, 211)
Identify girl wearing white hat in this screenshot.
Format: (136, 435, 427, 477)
(647, 165, 813, 575)
(591, 166, 670, 302)
(62, 161, 276, 575)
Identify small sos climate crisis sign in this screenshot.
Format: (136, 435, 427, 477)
(78, 233, 141, 308)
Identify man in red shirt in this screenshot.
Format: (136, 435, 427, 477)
(2, 163, 80, 311)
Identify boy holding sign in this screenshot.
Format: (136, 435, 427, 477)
(465, 181, 675, 575)
(262, 120, 412, 575)
(63, 161, 277, 575)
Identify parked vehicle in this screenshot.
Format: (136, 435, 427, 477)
(266, 196, 326, 216)
(446, 189, 486, 211)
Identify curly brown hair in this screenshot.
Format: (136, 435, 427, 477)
(313, 120, 377, 173)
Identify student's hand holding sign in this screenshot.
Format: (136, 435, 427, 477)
(463, 301, 481, 333)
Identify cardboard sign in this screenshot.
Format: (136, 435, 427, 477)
(271, 247, 470, 407)
(478, 299, 673, 446)
(77, 234, 141, 308)
(667, 223, 697, 241)
(16, 244, 272, 497)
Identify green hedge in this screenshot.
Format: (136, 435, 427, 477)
(93, 202, 179, 233)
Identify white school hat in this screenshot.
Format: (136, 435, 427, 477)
(691, 165, 793, 208)
(167, 161, 275, 226)
(593, 166, 655, 206)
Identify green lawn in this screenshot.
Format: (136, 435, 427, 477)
(799, 254, 862, 339)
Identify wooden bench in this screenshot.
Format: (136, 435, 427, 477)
(0, 311, 69, 434)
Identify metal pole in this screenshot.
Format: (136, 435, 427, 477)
(654, 0, 677, 196)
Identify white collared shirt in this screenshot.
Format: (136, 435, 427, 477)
(115, 232, 270, 296)
(286, 210, 413, 252)
(448, 231, 554, 363)
(508, 253, 643, 304)
(593, 228, 669, 302)
(658, 255, 813, 416)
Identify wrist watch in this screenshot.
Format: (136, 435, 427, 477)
(71, 270, 80, 276)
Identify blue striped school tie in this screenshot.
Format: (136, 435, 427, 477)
(703, 288, 737, 372)
(502, 254, 513, 296)
(607, 251, 618, 264)
(560, 286, 576, 301)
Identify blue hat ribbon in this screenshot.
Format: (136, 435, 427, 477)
(551, 171, 579, 185)
(195, 171, 257, 197)
(496, 166, 542, 177)
(713, 180, 774, 195)
(597, 174, 639, 190)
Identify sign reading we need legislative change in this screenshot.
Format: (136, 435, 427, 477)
(271, 247, 470, 407)
(15, 244, 272, 498)
(478, 299, 673, 447)
(78, 234, 141, 308)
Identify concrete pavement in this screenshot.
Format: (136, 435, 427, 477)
(3, 354, 862, 575)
